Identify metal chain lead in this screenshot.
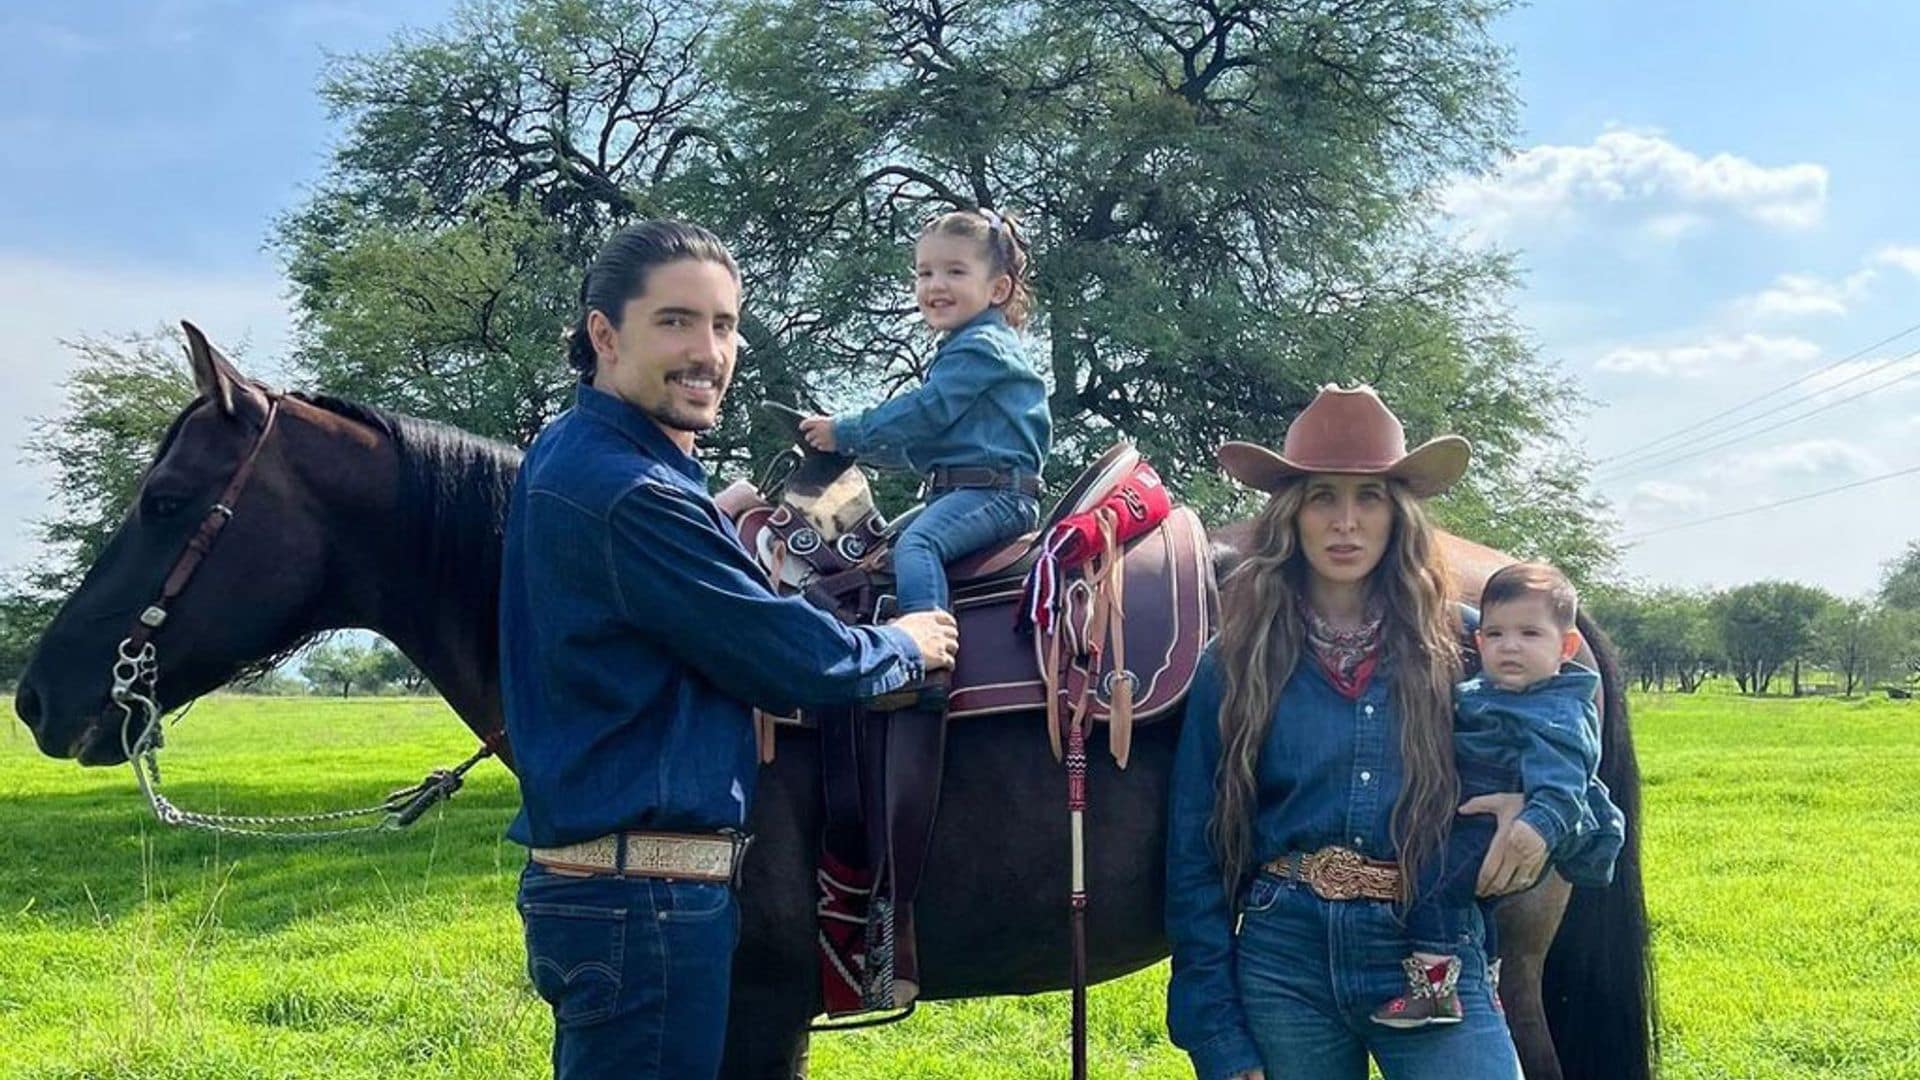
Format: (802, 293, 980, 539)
(109, 636, 479, 841)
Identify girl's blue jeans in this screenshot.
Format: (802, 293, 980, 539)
(893, 486, 1039, 613)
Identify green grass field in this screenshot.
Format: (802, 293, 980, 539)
(3, 688, 1917, 1079)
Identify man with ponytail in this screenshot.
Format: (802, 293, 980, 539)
(499, 220, 958, 1079)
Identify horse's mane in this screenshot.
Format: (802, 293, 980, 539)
(293, 393, 523, 604)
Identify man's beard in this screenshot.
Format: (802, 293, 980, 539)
(647, 398, 721, 435)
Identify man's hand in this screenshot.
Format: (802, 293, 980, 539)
(799, 416, 837, 453)
(891, 610, 959, 671)
(1460, 792, 1550, 897)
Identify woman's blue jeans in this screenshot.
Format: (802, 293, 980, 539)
(893, 486, 1039, 613)
(1234, 871, 1522, 1079)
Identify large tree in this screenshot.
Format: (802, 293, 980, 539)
(1, 334, 199, 670)
(1879, 540, 1920, 612)
(21, 334, 199, 598)
(1714, 581, 1830, 696)
(277, 0, 1614, 570)
(1811, 599, 1916, 698)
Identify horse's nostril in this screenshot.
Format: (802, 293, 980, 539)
(13, 682, 41, 730)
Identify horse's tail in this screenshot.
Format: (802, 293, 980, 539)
(1544, 613, 1658, 1079)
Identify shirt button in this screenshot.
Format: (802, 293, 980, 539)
(1352, 836, 1364, 847)
(1360, 771, 1372, 782)
(1364, 704, 1375, 716)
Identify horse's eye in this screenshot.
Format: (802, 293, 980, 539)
(145, 494, 187, 519)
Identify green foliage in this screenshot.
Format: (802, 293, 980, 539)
(1587, 583, 1719, 693)
(371, 640, 432, 694)
(21, 333, 198, 598)
(1878, 539, 1920, 611)
(300, 640, 392, 697)
(274, 0, 1615, 571)
(1713, 581, 1832, 695)
(0, 582, 58, 689)
(2, 333, 199, 672)
(284, 195, 581, 445)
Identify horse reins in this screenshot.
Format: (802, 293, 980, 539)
(107, 389, 504, 840)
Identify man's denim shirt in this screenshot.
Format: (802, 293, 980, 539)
(1455, 662, 1625, 888)
(830, 308, 1051, 476)
(500, 384, 922, 848)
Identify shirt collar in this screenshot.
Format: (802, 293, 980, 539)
(574, 381, 706, 485)
(944, 306, 1007, 340)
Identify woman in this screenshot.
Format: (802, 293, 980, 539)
(1166, 384, 1542, 1080)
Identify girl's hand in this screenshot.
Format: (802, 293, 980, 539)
(799, 416, 837, 452)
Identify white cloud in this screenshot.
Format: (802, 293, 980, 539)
(1444, 129, 1828, 242)
(1596, 333, 1820, 378)
(1628, 480, 1711, 518)
(1704, 439, 1886, 484)
(0, 252, 292, 573)
(1733, 270, 1878, 320)
(1876, 246, 1920, 276)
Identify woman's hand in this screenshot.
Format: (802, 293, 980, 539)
(1459, 792, 1549, 897)
(799, 416, 837, 452)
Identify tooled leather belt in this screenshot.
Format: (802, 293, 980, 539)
(531, 829, 753, 885)
(1262, 845, 1401, 902)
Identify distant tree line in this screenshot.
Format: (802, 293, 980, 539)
(1586, 542, 1920, 698)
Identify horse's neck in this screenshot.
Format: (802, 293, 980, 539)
(375, 590, 502, 742)
(350, 444, 507, 746)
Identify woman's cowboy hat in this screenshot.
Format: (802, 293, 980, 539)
(1217, 384, 1470, 497)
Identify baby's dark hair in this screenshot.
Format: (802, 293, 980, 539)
(1480, 561, 1579, 631)
(920, 207, 1034, 328)
(564, 220, 740, 379)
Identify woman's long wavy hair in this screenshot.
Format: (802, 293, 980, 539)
(1207, 478, 1463, 905)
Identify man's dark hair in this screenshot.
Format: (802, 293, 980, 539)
(565, 220, 740, 379)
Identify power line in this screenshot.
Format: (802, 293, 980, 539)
(1593, 317, 1920, 471)
(1597, 348, 1920, 484)
(1621, 460, 1920, 544)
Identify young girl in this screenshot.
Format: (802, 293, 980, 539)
(800, 207, 1051, 1009)
(802, 207, 1052, 633)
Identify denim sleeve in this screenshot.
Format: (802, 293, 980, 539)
(1165, 656, 1264, 1080)
(606, 482, 921, 712)
(1505, 674, 1603, 853)
(831, 340, 1006, 459)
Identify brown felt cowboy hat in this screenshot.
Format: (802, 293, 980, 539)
(1217, 384, 1470, 498)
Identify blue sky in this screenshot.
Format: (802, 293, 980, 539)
(3, 0, 1916, 596)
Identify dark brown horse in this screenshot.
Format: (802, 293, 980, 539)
(13, 326, 1654, 1079)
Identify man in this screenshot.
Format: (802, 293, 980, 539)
(499, 220, 958, 1079)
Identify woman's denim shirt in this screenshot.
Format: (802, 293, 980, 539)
(1164, 644, 1415, 1080)
(830, 308, 1051, 476)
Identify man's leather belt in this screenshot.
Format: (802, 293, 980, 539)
(925, 465, 1042, 497)
(531, 830, 751, 885)
(1263, 845, 1401, 902)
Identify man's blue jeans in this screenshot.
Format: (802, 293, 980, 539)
(517, 860, 739, 1079)
(1234, 872, 1522, 1079)
(893, 486, 1039, 613)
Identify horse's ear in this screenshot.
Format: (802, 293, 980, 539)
(181, 320, 241, 416)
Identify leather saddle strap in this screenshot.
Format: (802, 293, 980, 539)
(818, 705, 867, 865)
(1098, 512, 1134, 768)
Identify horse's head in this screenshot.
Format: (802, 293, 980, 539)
(14, 322, 392, 764)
